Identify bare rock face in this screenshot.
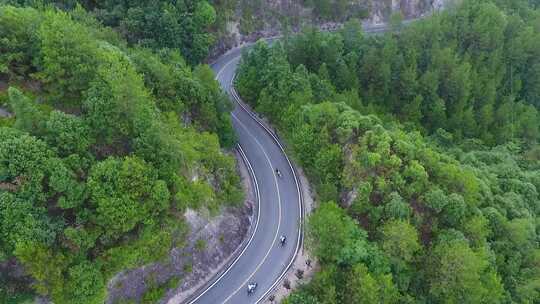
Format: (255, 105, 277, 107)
(106, 150, 256, 304)
(164, 206, 253, 303)
(0, 258, 29, 282)
(0, 107, 10, 118)
(208, 0, 441, 60)
(343, 187, 359, 209)
(399, 0, 422, 17)
(105, 205, 252, 304)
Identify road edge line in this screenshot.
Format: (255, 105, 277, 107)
(228, 76, 305, 304)
(184, 144, 261, 304)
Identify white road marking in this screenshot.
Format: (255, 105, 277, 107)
(186, 144, 261, 304)
(220, 112, 282, 304)
(190, 47, 303, 304)
(198, 21, 405, 303)
(215, 56, 240, 84)
(186, 60, 260, 304)
(228, 70, 304, 304)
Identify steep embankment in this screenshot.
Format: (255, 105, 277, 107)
(234, 1, 540, 302)
(0, 5, 243, 304)
(210, 0, 450, 57)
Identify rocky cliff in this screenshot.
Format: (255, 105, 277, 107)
(210, 0, 447, 58)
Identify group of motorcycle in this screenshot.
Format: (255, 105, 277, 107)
(247, 168, 287, 296)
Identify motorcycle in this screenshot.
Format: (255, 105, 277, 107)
(279, 235, 286, 246)
(247, 282, 258, 295)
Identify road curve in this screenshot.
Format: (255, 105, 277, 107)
(185, 44, 303, 304)
(187, 21, 410, 304)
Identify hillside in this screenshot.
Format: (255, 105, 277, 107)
(209, 0, 444, 55)
(235, 0, 540, 302)
(0, 5, 243, 303)
(2, 0, 446, 62)
(1, 0, 539, 303)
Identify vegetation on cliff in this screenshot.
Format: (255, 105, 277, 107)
(236, 0, 540, 302)
(0, 5, 242, 303)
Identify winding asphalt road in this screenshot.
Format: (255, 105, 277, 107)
(187, 21, 411, 304)
(0, 18, 417, 304)
(185, 44, 303, 304)
(0, 21, 405, 304)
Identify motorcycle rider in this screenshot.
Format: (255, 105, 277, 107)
(247, 282, 258, 294)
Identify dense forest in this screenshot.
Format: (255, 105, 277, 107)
(1, 0, 539, 303)
(1, 0, 402, 59)
(1, 0, 237, 64)
(0, 4, 242, 303)
(235, 0, 540, 302)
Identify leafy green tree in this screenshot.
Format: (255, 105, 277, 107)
(14, 242, 67, 300)
(36, 9, 99, 102)
(235, 40, 271, 103)
(463, 215, 489, 247)
(307, 202, 362, 264)
(0, 5, 41, 79)
(340, 19, 364, 53)
(0, 5, 243, 303)
(306, 267, 338, 304)
(383, 192, 411, 220)
(192, 64, 236, 147)
(119, 0, 216, 64)
(64, 262, 105, 304)
(236, 3, 540, 303)
(314, 144, 343, 201)
(428, 239, 504, 304)
(9, 87, 47, 135)
(0, 126, 81, 205)
(345, 263, 399, 304)
(87, 156, 170, 241)
(45, 110, 92, 156)
(0, 192, 57, 256)
(283, 291, 320, 304)
(345, 263, 379, 304)
(380, 220, 421, 266)
(310, 0, 332, 20)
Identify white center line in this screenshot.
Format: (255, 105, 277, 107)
(220, 112, 282, 304)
